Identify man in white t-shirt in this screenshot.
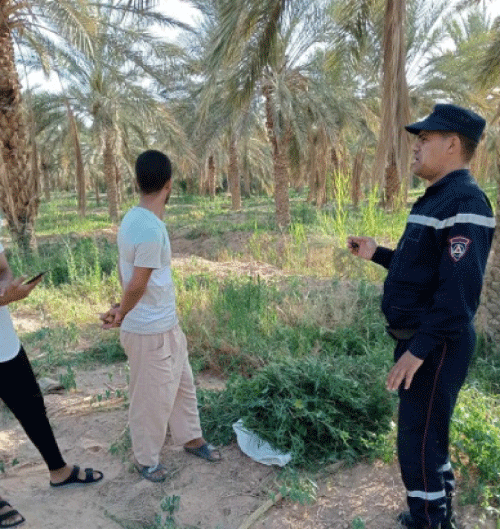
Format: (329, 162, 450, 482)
(100, 150, 220, 482)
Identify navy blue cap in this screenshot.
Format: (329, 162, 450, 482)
(405, 104, 486, 144)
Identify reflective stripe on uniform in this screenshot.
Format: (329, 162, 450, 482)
(437, 461, 452, 473)
(407, 489, 446, 501)
(408, 213, 496, 230)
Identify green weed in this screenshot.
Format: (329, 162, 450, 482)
(59, 364, 77, 391)
(351, 516, 366, 528)
(79, 336, 127, 365)
(109, 426, 132, 461)
(277, 467, 318, 505)
(153, 496, 181, 529)
(450, 387, 500, 509)
(198, 355, 395, 469)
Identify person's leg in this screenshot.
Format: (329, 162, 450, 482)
(0, 346, 103, 486)
(397, 329, 474, 528)
(435, 326, 475, 528)
(166, 326, 221, 461)
(121, 330, 181, 470)
(0, 347, 66, 471)
(394, 335, 447, 528)
(167, 326, 203, 446)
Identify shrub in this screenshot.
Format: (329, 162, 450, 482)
(450, 386, 500, 508)
(198, 355, 394, 469)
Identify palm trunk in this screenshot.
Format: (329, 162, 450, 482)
(316, 129, 327, 207)
(94, 174, 101, 207)
(243, 154, 251, 197)
(208, 154, 216, 199)
(0, 18, 38, 252)
(273, 142, 291, 228)
(352, 148, 365, 208)
(228, 134, 241, 210)
(104, 130, 119, 222)
(372, 0, 411, 209)
(66, 101, 86, 217)
(41, 156, 51, 202)
(385, 152, 400, 209)
(307, 132, 317, 204)
(330, 146, 340, 201)
(115, 160, 122, 207)
(199, 161, 207, 196)
(263, 83, 290, 228)
(478, 145, 500, 341)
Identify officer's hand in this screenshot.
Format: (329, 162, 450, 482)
(386, 351, 423, 391)
(347, 236, 377, 260)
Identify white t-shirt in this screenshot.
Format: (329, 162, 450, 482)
(118, 207, 178, 334)
(0, 243, 21, 362)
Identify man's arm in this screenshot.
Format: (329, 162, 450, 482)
(371, 246, 395, 269)
(102, 266, 153, 328)
(407, 202, 494, 361)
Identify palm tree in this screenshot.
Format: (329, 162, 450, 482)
(48, 3, 190, 222)
(334, 0, 453, 208)
(168, 0, 275, 210)
(200, 0, 338, 228)
(0, 0, 186, 250)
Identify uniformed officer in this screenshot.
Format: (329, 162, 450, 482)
(348, 104, 495, 528)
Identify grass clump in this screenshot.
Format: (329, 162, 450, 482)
(450, 386, 500, 510)
(198, 355, 394, 469)
(6, 236, 117, 288)
(179, 274, 389, 376)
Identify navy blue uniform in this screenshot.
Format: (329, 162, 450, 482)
(372, 169, 495, 528)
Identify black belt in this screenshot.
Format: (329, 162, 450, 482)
(387, 327, 417, 341)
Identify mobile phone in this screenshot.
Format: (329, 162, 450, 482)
(24, 271, 47, 285)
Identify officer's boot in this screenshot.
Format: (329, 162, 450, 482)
(398, 510, 449, 529)
(397, 511, 436, 529)
(397, 511, 420, 528)
(441, 493, 458, 529)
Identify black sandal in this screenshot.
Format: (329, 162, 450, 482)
(50, 465, 104, 488)
(0, 500, 25, 529)
(184, 443, 222, 462)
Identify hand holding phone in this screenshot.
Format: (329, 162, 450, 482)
(24, 271, 47, 285)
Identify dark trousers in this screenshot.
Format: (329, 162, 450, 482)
(0, 346, 66, 471)
(395, 325, 475, 528)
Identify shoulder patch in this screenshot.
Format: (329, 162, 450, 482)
(449, 236, 471, 262)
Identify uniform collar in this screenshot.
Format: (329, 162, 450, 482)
(422, 169, 472, 197)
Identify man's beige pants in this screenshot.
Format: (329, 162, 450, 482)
(120, 323, 202, 467)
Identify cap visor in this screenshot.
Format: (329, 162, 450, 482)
(405, 117, 456, 135)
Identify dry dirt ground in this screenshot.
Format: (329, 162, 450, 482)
(0, 243, 496, 529)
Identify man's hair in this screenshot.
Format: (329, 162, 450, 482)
(135, 150, 172, 194)
(439, 132, 478, 163)
(456, 133, 478, 163)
